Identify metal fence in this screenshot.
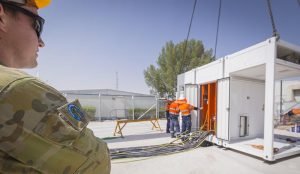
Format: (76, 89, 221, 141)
(274, 80, 300, 126)
(274, 80, 300, 115)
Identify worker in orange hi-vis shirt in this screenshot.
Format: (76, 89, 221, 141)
(165, 99, 172, 133)
(169, 100, 180, 138)
(288, 108, 300, 116)
(179, 100, 199, 134)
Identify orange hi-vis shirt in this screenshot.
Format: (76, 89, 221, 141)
(169, 102, 180, 115)
(292, 108, 300, 115)
(179, 103, 195, 116)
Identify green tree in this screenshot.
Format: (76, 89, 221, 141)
(144, 39, 214, 97)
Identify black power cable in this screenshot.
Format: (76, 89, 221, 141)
(110, 130, 212, 159)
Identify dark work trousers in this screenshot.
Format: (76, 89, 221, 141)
(170, 114, 180, 136)
(181, 115, 191, 133)
(166, 111, 170, 133)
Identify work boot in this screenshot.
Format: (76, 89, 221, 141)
(171, 133, 175, 138)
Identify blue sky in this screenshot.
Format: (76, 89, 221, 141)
(25, 0, 300, 94)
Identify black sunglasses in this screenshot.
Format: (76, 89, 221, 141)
(1, 1, 45, 38)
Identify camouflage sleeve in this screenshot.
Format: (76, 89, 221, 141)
(0, 74, 110, 173)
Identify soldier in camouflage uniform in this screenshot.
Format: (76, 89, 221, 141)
(0, 0, 111, 173)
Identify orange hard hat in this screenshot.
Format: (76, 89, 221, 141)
(1, 0, 51, 8)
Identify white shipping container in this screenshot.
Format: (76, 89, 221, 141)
(179, 37, 300, 161)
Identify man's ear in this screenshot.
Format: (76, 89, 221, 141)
(0, 4, 8, 32)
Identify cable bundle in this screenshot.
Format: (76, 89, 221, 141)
(110, 130, 212, 159)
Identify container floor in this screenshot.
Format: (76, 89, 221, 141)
(226, 137, 300, 160)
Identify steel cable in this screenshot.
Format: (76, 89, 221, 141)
(214, 0, 222, 58)
(181, 0, 198, 73)
(266, 0, 280, 39)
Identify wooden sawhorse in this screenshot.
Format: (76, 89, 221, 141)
(113, 118, 162, 137)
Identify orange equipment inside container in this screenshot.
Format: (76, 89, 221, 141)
(200, 82, 217, 133)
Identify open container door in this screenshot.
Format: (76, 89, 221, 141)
(217, 78, 230, 141)
(199, 82, 217, 133)
(185, 84, 199, 131)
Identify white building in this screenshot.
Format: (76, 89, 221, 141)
(61, 89, 156, 120)
(177, 37, 300, 161)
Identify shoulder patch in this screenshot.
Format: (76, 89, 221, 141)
(57, 99, 89, 131)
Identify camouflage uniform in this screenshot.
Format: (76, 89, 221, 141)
(0, 65, 111, 174)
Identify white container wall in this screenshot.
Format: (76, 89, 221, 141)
(229, 77, 265, 141)
(224, 41, 268, 77)
(195, 59, 224, 84)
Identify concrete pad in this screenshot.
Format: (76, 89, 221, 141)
(88, 120, 300, 174)
(88, 119, 173, 148)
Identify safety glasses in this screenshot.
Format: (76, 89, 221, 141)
(1, 1, 45, 38)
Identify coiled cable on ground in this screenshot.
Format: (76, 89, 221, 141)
(110, 130, 212, 160)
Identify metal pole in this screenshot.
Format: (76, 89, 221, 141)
(280, 80, 283, 116)
(98, 93, 102, 121)
(156, 96, 159, 119)
(132, 95, 135, 120)
(116, 71, 119, 90)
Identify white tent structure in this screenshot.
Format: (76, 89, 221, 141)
(177, 37, 300, 161)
